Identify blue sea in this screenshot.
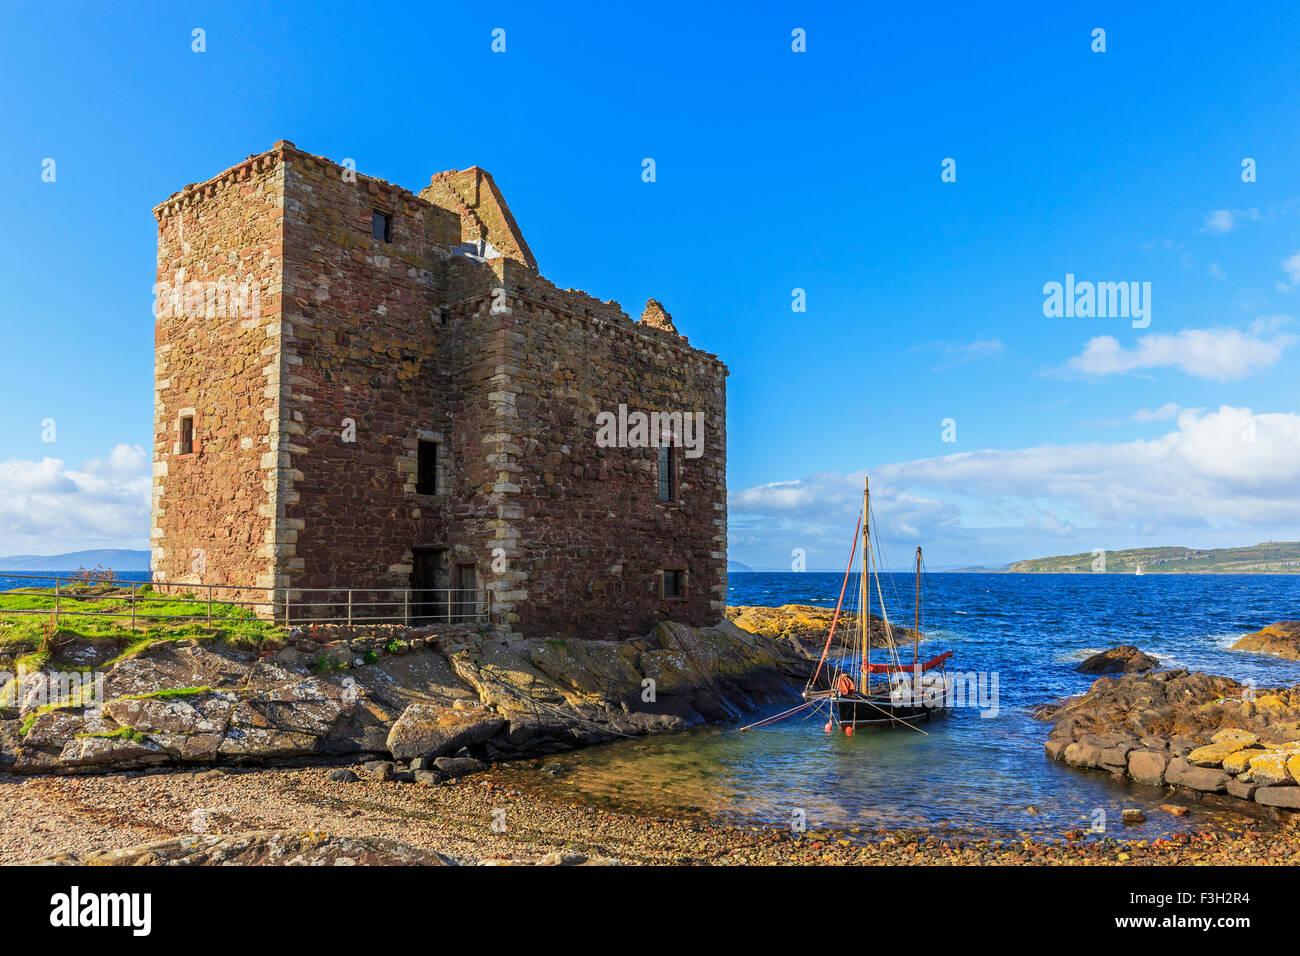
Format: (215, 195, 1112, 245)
(499, 572, 1300, 839)
(0, 571, 152, 590)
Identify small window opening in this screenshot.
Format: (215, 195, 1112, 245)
(657, 445, 675, 501)
(179, 416, 194, 455)
(372, 210, 392, 243)
(416, 440, 439, 494)
(663, 569, 687, 600)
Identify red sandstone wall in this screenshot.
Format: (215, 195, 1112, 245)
(463, 265, 728, 640)
(277, 150, 476, 613)
(150, 150, 286, 601)
(154, 144, 728, 638)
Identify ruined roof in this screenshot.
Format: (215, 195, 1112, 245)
(421, 167, 538, 272)
(640, 298, 679, 334)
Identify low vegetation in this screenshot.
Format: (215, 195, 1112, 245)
(0, 583, 285, 667)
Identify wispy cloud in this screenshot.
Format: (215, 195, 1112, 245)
(1132, 402, 1183, 422)
(1061, 326, 1294, 382)
(915, 337, 1006, 372)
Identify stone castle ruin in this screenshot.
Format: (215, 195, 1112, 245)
(150, 141, 727, 639)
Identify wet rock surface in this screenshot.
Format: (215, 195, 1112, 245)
(1075, 645, 1160, 674)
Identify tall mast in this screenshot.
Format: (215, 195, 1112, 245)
(861, 476, 870, 693)
(914, 546, 922, 667)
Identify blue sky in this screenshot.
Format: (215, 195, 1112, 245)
(2, 1, 1299, 568)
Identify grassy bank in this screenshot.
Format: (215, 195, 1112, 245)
(0, 584, 283, 673)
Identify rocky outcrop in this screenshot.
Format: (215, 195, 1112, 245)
(385, 703, 506, 761)
(0, 616, 806, 776)
(1043, 669, 1300, 812)
(1075, 645, 1160, 674)
(726, 604, 919, 657)
(1232, 621, 1300, 660)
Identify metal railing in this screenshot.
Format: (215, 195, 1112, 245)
(0, 573, 492, 630)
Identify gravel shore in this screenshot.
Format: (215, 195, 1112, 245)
(3, 765, 1298, 865)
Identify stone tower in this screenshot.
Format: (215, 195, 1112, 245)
(150, 142, 728, 639)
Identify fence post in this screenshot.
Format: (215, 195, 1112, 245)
(347, 590, 353, 626)
(131, 583, 137, 632)
(447, 589, 452, 624)
(207, 585, 213, 629)
(53, 577, 60, 627)
(284, 589, 291, 627)
(404, 589, 410, 625)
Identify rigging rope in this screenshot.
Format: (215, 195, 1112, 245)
(806, 510, 862, 692)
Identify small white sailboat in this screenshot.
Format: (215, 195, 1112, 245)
(1134, 565, 1144, 576)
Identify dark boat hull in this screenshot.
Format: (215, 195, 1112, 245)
(833, 693, 946, 727)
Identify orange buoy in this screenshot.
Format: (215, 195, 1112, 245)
(844, 725, 854, 736)
(823, 721, 833, 733)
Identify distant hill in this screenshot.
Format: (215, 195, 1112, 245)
(1006, 542, 1300, 574)
(727, 560, 756, 573)
(0, 549, 151, 572)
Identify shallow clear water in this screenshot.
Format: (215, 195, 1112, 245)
(497, 572, 1300, 839)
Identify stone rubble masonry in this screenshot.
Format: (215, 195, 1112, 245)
(151, 141, 728, 640)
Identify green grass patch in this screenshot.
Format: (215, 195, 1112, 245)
(122, 686, 213, 701)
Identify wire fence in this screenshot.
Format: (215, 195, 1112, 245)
(0, 573, 492, 630)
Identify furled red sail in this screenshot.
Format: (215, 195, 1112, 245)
(862, 650, 953, 674)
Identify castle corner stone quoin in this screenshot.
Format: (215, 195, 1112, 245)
(150, 141, 728, 639)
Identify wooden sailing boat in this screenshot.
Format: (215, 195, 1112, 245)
(802, 476, 953, 734)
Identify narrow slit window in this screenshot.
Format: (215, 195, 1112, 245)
(372, 210, 392, 243)
(179, 416, 194, 455)
(657, 445, 675, 501)
(416, 440, 438, 494)
(663, 569, 686, 600)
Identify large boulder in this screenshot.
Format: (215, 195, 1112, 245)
(385, 702, 506, 760)
(1248, 750, 1300, 787)
(1165, 758, 1229, 792)
(1232, 621, 1300, 660)
(1188, 738, 1253, 767)
(1127, 749, 1169, 786)
(1255, 787, 1300, 809)
(1076, 645, 1160, 674)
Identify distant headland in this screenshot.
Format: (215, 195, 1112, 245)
(958, 542, 1300, 574)
(0, 549, 151, 573)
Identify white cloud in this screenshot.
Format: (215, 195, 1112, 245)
(1202, 208, 1258, 234)
(1132, 402, 1183, 422)
(0, 444, 149, 556)
(1063, 327, 1294, 382)
(729, 406, 1300, 569)
(1283, 252, 1300, 286)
